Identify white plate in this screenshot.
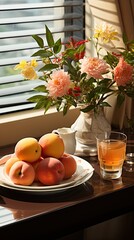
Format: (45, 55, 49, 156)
(0, 172, 93, 194)
(0, 155, 94, 194)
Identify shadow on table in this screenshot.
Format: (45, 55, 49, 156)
(0, 180, 94, 203)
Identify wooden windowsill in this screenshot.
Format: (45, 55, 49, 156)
(0, 108, 80, 147)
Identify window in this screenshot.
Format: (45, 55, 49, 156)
(0, 0, 84, 147)
(0, 0, 85, 115)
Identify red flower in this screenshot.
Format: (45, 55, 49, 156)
(68, 86, 81, 97)
(112, 52, 122, 58)
(65, 37, 88, 60)
(74, 51, 85, 60)
(66, 37, 88, 48)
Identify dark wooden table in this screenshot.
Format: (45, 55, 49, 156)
(0, 137, 134, 240)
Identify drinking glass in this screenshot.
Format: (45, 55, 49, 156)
(122, 128, 134, 172)
(96, 131, 127, 180)
(124, 153, 134, 172)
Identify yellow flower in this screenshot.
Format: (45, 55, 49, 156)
(21, 65, 38, 80)
(14, 59, 38, 70)
(14, 60, 27, 70)
(30, 59, 38, 67)
(94, 22, 119, 43)
(14, 59, 38, 79)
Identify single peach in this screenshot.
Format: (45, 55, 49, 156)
(0, 153, 16, 166)
(59, 153, 77, 179)
(4, 156, 20, 175)
(36, 157, 65, 185)
(9, 161, 35, 186)
(15, 137, 41, 163)
(39, 133, 64, 159)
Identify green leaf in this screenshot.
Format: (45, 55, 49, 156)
(122, 50, 134, 65)
(117, 93, 125, 107)
(63, 107, 68, 115)
(122, 32, 128, 45)
(86, 90, 96, 102)
(100, 102, 111, 107)
(32, 50, 53, 58)
(65, 48, 76, 58)
(34, 85, 47, 92)
(32, 35, 44, 48)
(126, 88, 134, 98)
(75, 44, 85, 54)
(95, 86, 112, 95)
(104, 52, 118, 68)
(128, 40, 134, 52)
(99, 78, 112, 86)
(80, 105, 95, 112)
(34, 100, 46, 109)
(53, 38, 62, 54)
(44, 100, 52, 113)
(28, 95, 45, 103)
(34, 97, 51, 110)
(28, 95, 52, 112)
(87, 77, 96, 85)
(65, 95, 77, 107)
(45, 25, 54, 47)
(39, 63, 59, 71)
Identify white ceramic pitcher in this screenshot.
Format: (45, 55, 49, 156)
(53, 127, 76, 155)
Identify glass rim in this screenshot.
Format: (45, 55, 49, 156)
(96, 130, 127, 141)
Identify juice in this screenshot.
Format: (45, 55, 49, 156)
(98, 140, 126, 172)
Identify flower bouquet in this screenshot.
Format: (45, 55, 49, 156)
(14, 23, 134, 116)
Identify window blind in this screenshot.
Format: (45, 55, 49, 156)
(0, 0, 85, 115)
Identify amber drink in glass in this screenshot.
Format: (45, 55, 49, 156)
(97, 131, 127, 179)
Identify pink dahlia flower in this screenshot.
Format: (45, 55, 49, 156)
(79, 57, 108, 79)
(47, 70, 72, 98)
(114, 57, 133, 86)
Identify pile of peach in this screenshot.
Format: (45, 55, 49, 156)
(4, 133, 77, 186)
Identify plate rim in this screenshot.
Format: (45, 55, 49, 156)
(0, 171, 93, 194)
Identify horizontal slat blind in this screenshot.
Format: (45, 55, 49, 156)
(0, 0, 84, 115)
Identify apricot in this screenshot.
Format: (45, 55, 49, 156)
(39, 133, 64, 159)
(59, 153, 77, 179)
(9, 161, 35, 186)
(0, 153, 16, 166)
(15, 137, 41, 163)
(4, 156, 20, 175)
